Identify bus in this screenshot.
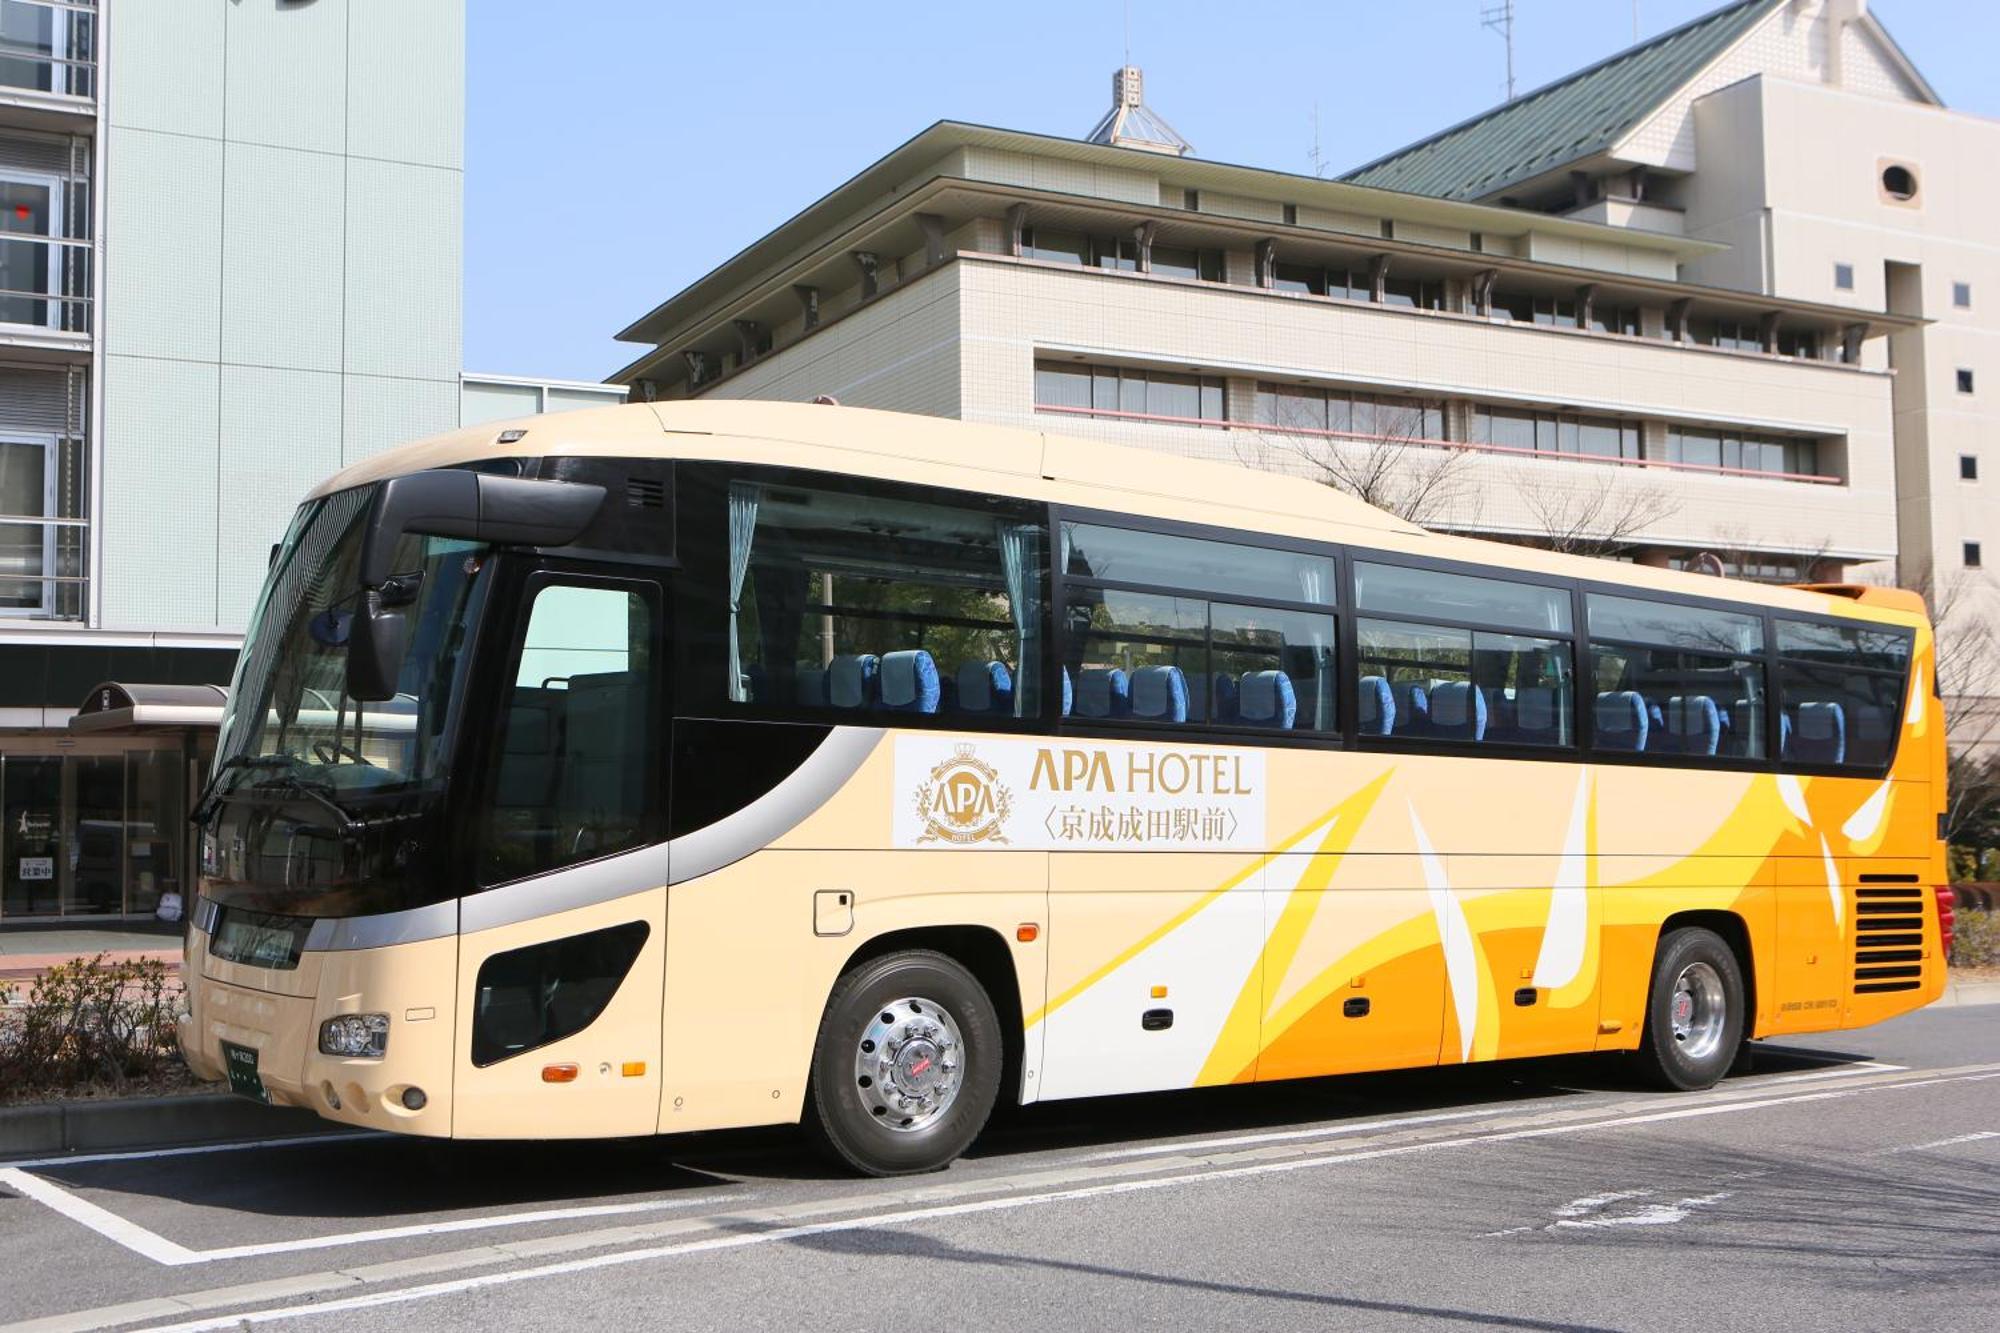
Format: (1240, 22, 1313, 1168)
(180, 400, 1950, 1176)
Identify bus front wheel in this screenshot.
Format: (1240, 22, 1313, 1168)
(1635, 926, 1746, 1091)
(806, 949, 1002, 1176)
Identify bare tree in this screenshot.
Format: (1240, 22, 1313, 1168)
(1237, 395, 1478, 529)
(1699, 525, 1840, 585)
(1515, 469, 1679, 558)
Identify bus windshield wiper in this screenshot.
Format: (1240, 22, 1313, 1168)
(242, 771, 364, 838)
(193, 754, 347, 827)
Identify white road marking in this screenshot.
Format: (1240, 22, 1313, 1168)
(1753, 1061, 1903, 1086)
(1077, 1103, 1556, 1161)
(1549, 1190, 1730, 1229)
(3, 1131, 383, 1172)
(0, 1169, 198, 1266)
(0, 1167, 744, 1268)
(1899, 1130, 2000, 1152)
(116, 1065, 2000, 1332)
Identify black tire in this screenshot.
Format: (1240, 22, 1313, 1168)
(1634, 926, 1746, 1091)
(805, 949, 1002, 1176)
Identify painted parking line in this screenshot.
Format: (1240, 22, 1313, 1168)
(1076, 1103, 1558, 1161)
(0, 1166, 747, 1269)
(3, 1132, 385, 1173)
(88, 1063, 2000, 1333)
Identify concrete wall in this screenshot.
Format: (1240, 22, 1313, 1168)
(99, 0, 464, 633)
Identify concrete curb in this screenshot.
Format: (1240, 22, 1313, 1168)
(1938, 977, 2000, 1008)
(0, 1092, 338, 1160)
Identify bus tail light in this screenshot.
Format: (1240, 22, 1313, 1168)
(1937, 886, 1956, 958)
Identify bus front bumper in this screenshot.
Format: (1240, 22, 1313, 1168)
(179, 938, 453, 1137)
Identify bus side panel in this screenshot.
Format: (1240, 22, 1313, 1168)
(659, 849, 1046, 1134)
(1038, 851, 1263, 1099)
(1255, 853, 1444, 1080)
(451, 886, 667, 1140)
(1594, 859, 1774, 1049)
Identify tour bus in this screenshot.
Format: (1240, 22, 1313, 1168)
(180, 401, 1950, 1176)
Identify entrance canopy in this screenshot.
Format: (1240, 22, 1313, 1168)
(68, 682, 228, 735)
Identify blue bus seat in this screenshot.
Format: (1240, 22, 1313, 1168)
(879, 650, 940, 714)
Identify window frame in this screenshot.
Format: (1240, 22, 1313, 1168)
(1771, 616, 1914, 776)
(1347, 548, 1584, 759)
(1580, 591, 1773, 771)
(469, 562, 669, 890)
(676, 462, 1056, 734)
(1051, 503, 1346, 747)
(0, 166, 66, 332)
(0, 429, 59, 617)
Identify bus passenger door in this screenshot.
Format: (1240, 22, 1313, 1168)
(1040, 852, 1265, 1099)
(451, 573, 670, 1139)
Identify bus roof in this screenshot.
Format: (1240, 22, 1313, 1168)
(315, 400, 1926, 630)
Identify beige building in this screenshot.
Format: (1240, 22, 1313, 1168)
(609, 0, 1986, 738)
(1348, 0, 1999, 741)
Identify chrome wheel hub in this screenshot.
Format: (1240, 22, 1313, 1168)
(1669, 961, 1727, 1061)
(854, 996, 964, 1132)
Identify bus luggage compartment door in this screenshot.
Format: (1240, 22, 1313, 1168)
(1040, 852, 1265, 1099)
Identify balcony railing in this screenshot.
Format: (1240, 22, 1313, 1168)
(0, 0, 96, 103)
(0, 231, 91, 334)
(0, 513, 87, 620)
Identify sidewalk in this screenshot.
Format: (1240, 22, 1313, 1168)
(0, 927, 182, 987)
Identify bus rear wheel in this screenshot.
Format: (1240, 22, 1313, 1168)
(806, 949, 1001, 1176)
(1635, 926, 1745, 1091)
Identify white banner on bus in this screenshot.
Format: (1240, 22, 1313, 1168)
(893, 735, 1264, 851)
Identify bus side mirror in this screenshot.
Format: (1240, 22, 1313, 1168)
(346, 588, 410, 702)
(344, 469, 606, 702)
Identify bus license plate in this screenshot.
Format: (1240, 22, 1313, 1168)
(219, 1040, 269, 1104)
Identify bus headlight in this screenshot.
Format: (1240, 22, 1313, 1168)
(319, 1013, 390, 1058)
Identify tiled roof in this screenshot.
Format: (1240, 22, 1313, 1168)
(1343, 0, 1782, 200)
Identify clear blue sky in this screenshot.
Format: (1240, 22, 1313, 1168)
(464, 0, 1995, 383)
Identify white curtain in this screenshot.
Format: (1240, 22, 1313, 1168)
(998, 522, 1041, 718)
(1299, 565, 1334, 728)
(727, 482, 760, 701)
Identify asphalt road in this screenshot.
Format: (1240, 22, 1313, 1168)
(3, 1005, 1996, 1333)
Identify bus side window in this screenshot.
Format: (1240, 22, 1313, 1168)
(480, 581, 659, 886)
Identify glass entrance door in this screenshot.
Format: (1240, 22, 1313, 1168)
(2, 754, 61, 917)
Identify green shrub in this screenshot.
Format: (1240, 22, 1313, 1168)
(0, 953, 184, 1098)
(1950, 905, 2000, 969)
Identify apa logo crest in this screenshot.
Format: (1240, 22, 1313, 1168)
(914, 743, 1013, 845)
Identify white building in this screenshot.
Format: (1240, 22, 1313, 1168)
(0, 0, 463, 921)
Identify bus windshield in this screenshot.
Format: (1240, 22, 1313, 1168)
(200, 484, 493, 918)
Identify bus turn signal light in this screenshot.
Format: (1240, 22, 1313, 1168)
(1016, 923, 1040, 942)
(622, 1062, 646, 1078)
(542, 1063, 579, 1083)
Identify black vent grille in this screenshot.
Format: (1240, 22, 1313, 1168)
(626, 477, 666, 510)
(1853, 886, 1925, 993)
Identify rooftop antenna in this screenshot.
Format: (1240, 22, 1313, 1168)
(1632, 0, 1640, 42)
(1308, 101, 1329, 177)
(1123, 0, 1131, 65)
(1481, 0, 1517, 101)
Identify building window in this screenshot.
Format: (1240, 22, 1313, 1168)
(1962, 455, 1980, 481)
(1472, 405, 1640, 460)
(1381, 275, 1446, 311)
(1282, 203, 1298, 226)
(1686, 316, 1763, 353)
(1589, 304, 1643, 337)
(1255, 384, 1443, 442)
(1666, 426, 1819, 477)
(1018, 227, 1089, 266)
(1035, 360, 1226, 426)
(1273, 261, 1371, 301)
(1380, 219, 1395, 240)
(1958, 368, 1975, 394)
(1775, 327, 1822, 359)
(1966, 542, 1983, 569)
(0, 169, 66, 330)
(1182, 189, 1199, 211)
(1469, 231, 1484, 253)
(1954, 281, 1972, 309)
(1881, 163, 1918, 202)
(1834, 263, 1855, 291)
(1149, 245, 1223, 282)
